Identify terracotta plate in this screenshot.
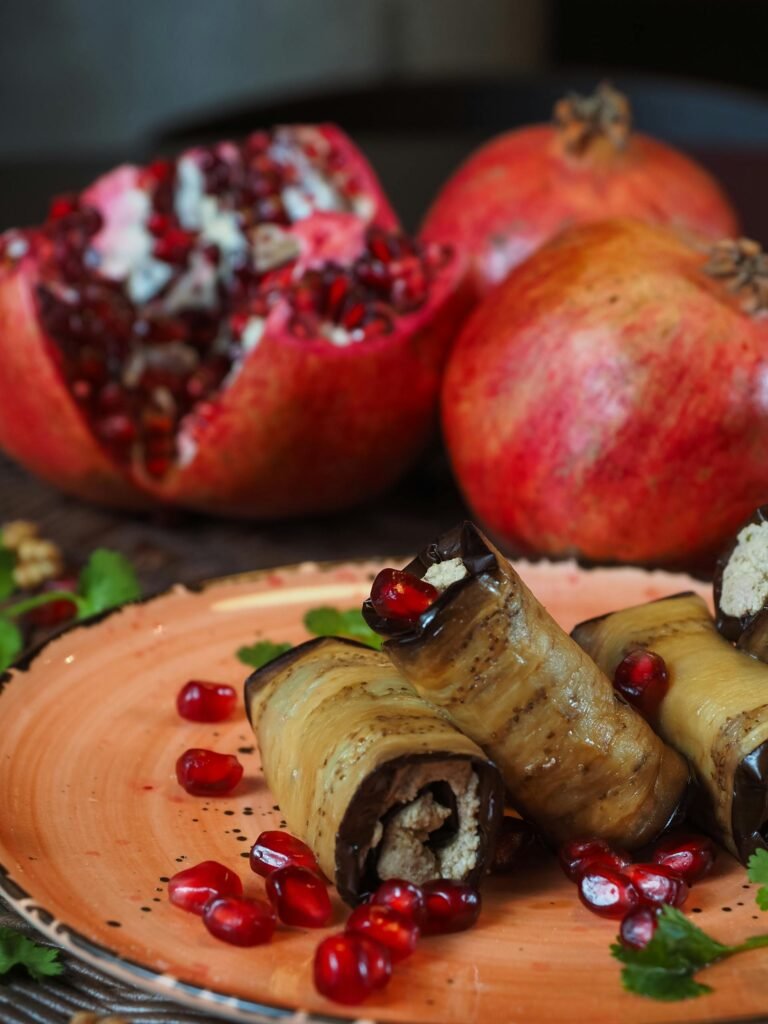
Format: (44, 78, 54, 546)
(2, 558, 767, 1024)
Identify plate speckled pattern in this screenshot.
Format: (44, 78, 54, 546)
(3, 558, 767, 1024)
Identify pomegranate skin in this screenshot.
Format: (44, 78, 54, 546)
(0, 127, 469, 519)
(442, 219, 768, 566)
(421, 118, 738, 300)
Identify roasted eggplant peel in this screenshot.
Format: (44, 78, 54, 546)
(362, 522, 690, 849)
(573, 592, 768, 863)
(244, 636, 503, 905)
(714, 504, 768, 659)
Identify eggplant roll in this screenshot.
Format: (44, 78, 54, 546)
(244, 636, 503, 904)
(362, 523, 689, 849)
(572, 592, 768, 862)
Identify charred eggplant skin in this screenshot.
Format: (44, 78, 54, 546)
(364, 522, 690, 850)
(244, 636, 503, 905)
(714, 504, 768, 642)
(572, 592, 768, 863)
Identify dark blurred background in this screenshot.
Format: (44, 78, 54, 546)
(2, 0, 768, 236)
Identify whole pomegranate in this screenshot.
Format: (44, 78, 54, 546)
(0, 126, 467, 516)
(421, 83, 738, 299)
(442, 219, 768, 566)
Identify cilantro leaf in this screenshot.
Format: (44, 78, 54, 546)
(613, 905, 768, 1002)
(303, 607, 383, 649)
(77, 549, 141, 618)
(237, 640, 292, 669)
(0, 617, 22, 672)
(0, 927, 63, 981)
(748, 849, 768, 910)
(0, 546, 15, 601)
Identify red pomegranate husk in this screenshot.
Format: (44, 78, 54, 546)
(442, 219, 768, 566)
(0, 125, 469, 516)
(421, 84, 739, 300)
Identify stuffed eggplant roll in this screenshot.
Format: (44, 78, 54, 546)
(245, 636, 503, 904)
(362, 522, 689, 849)
(573, 591, 768, 862)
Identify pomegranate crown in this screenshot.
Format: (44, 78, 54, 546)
(554, 82, 631, 155)
(703, 238, 768, 314)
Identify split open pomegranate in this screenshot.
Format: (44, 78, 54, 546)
(0, 125, 468, 516)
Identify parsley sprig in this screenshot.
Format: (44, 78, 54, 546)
(748, 849, 768, 910)
(0, 927, 63, 981)
(612, 905, 768, 1001)
(0, 549, 141, 672)
(236, 606, 382, 669)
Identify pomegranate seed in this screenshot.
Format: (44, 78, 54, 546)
(153, 228, 195, 264)
(176, 680, 237, 722)
(48, 194, 79, 221)
(652, 833, 716, 884)
(23, 578, 79, 627)
(175, 748, 243, 796)
(266, 865, 332, 928)
(370, 568, 439, 623)
(559, 838, 631, 882)
(96, 413, 136, 445)
(203, 896, 276, 946)
(620, 906, 659, 949)
(578, 867, 641, 919)
(368, 228, 399, 263)
(249, 830, 320, 877)
(346, 903, 419, 961)
(421, 880, 481, 935)
(314, 933, 391, 1005)
(613, 649, 669, 718)
(492, 817, 537, 873)
(370, 879, 425, 925)
(168, 860, 243, 915)
(624, 863, 688, 908)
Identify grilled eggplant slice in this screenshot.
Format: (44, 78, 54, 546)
(362, 522, 689, 849)
(244, 636, 503, 905)
(572, 591, 768, 862)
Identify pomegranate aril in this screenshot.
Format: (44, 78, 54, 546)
(652, 833, 716, 884)
(96, 414, 136, 445)
(48, 194, 80, 221)
(153, 228, 195, 264)
(314, 933, 391, 1005)
(346, 903, 419, 961)
(559, 838, 631, 882)
(266, 865, 332, 928)
(370, 568, 439, 623)
(421, 880, 481, 935)
(624, 863, 688, 908)
(176, 680, 237, 722)
(370, 878, 425, 925)
(249, 830, 320, 877)
(613, 649, 669, 719)
(22, 579, 79, 627)
(578, 867, 641, 919)
(620, 906, 659, 950)
(368, 228, 400, 263)
(203, 896, 276, 946)
(175, 748, 243, 796)
(168, 860, 243, 915)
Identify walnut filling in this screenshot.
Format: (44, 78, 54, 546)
(368, 762, 481, 885)
(721, 521, 768, 618)
(422, 556, 468, 591)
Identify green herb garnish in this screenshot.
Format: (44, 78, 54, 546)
(0, 546, 15, 601)
(0, 548, 141, 671)
(237, 640, 292, 669)
(612, 905, 768, 1001)
(303, 606, 383, 649)
(0, 927, 63, 981)
(747, 848, 768, 910)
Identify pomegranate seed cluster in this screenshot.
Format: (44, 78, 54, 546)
(558, 833, 717, 948)
(16, 129, 450, 481)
